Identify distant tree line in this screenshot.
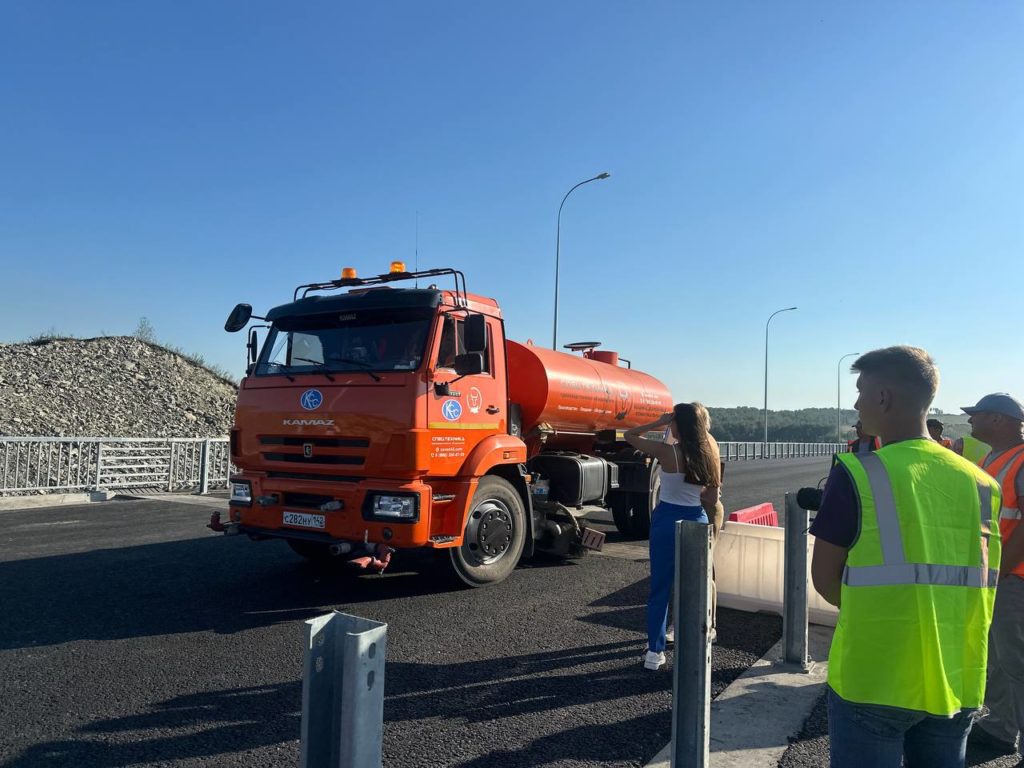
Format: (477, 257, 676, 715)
(707, 407, 971, 443)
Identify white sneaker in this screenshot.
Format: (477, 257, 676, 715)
(665, 626, 675, 645)
(644, 650, 666, 670)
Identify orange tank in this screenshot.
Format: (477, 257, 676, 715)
(506, 340, 673, 440)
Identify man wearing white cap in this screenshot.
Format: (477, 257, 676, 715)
(965, 393, 1024, 756)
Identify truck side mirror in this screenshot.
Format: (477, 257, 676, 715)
(453, 353, 485, 377)
(464, 314, 486, 353)
(247, 328, 259, 365)
(225, 303, 253, 333)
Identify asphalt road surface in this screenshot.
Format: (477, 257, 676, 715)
(717, 456, 832, 520)
(0, 458, 829, 768)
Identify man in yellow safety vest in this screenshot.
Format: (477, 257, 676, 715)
(964, 393, 1024, 757)
(954, 432, 992, 464)
(810, 346, 1001, 767)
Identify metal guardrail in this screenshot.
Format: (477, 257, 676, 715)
(0, 436, 842, 497)
(0, 437, 232, 496)
(672, 518, 714, 766)
(718, 442, 845, 461)
(302, 611, 387, 768)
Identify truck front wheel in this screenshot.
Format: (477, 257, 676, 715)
(449, 476, 526, 587)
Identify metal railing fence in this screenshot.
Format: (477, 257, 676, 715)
(1, 436, 844, 496)
(0, 437, 232, 496)
(718, 441, 846, 461)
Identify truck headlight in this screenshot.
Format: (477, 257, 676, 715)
(369, 494, 418, 520)
(230, 480, 252, 506)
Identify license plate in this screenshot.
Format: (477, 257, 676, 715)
(581, 527, 605, 552)
(283, 511, 325, 529)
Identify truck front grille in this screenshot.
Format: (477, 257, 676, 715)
(263, 452, 364, 466)
(267, 471, 365, 483)
(259, 434, 369, 468)
(282, 492, 336, 510)
(260, 436, 369, 448)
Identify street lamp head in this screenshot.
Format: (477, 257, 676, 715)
(596, 172, 610, 180)
(786, 306, 797, 311)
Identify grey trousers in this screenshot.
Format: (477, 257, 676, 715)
(979, 574, 1024, 749)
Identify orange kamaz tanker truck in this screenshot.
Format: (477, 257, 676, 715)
(214, 263, 673, 586)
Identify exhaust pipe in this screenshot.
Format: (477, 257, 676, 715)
(328, 542, 353, 557)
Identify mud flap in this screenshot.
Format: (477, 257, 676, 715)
(580, 526, 605, 552)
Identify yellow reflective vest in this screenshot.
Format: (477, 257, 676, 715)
(828, 439, 1001, 715)
(962, 434, 992, 465)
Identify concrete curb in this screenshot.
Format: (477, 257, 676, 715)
(120, 493, 228, 509)
(0, 491, 118, 512)
(0, 491, 227, 512)
(645, 625, 833, 767)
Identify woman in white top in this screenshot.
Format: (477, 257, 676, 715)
(625, 402, 721, 670)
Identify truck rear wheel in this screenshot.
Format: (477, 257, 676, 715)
(628, 464, 661, 539)
(610, 493, 638, 538)
(449, 476, 526, 587)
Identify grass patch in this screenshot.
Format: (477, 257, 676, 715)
(26, 328, 80, 345)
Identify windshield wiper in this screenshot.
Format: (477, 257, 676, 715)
(330, 357, 382, 382)
(292, 357, 335, 382)
(264, 361, 295, 381)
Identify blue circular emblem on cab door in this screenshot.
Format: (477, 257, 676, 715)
(300, 389, 323, 411)
(441, 399, 462, 421)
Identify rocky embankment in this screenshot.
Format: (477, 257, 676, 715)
(0, 337, 237, 437)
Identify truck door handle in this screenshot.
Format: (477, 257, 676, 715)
(486, 406, 500, 414)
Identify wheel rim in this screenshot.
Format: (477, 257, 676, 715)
(461, 497, 515, 566)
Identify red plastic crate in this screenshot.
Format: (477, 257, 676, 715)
(727, 502, 778, 527)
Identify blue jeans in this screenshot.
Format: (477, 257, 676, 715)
(647, 501, 708, 653)
(827, 686, 976, 768)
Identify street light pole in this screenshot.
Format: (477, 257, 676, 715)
(763, 306, 797, 445)
(553, 172, 610, 350)
(836, 352, 860, 441)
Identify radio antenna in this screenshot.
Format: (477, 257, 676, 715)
(415, 211, 419, 287)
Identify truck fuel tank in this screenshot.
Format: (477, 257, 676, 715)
(506, 340, 673, 437)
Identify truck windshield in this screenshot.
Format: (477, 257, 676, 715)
(255, 307, 433, 376)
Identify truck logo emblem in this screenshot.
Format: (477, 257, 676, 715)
(282, 419, 335, 426)
(441, 399, 463, 421)
(615, 389, 633, 420)
(467, 387, 482, 414)
(300, 389, 323, 411)
(303, 443, 313, 458)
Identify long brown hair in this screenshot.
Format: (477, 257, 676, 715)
(673, 402, 720, 486)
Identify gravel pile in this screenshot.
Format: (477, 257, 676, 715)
(0, 337, 237, 438)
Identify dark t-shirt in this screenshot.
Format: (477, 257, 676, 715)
(808, 463, 859, 548)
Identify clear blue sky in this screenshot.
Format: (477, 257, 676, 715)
(2, 1, 1021, 412)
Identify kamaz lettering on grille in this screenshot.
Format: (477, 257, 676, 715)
(282, 419, 336, 426)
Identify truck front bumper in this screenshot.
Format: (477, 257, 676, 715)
(227, 473, 434, 547)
